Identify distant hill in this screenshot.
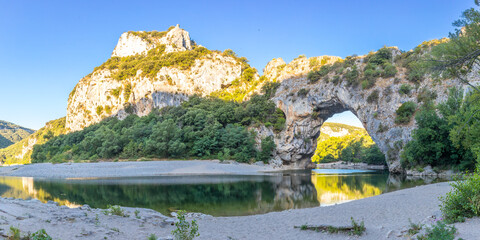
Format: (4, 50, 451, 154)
(318, 122, 365, 141)
(0, 120, 35, 149)
(0, 117, 65, 165)
(312, 122, 385, 165)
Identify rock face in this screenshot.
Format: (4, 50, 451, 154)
(66, 26, 243, 132)
(257, 50, 477, 173)
(111, 24, 192, 57)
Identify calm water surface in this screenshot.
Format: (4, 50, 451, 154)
(0, 170, 448, 216)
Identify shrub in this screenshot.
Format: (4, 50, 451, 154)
(307, 65, 331, 83)
(261, 81, 280, 98)
(331, 75, 341, 85)
(31, 229, 53, 240)
(172, 210, 199, 240)
(9, 226, 20, 240)
(298, 88, 309, 97)
(345, 66, 359, 86)
(148, 234, 158, 240)
(395, 102, 416, 124)
(382, 63, 397, 77)
(103, 205, 129, 217)
(123, 83, 132, 101)
(96, 106, 104, 115)
(417, 88, 437, 103)
(361, 79, 375, 89)
(399, 84, 413, 95)
(111, 87, 122, 99)
(307, 71, 322, 83)
(350, 217, 366, 236)
(440, 170, 480, 223)
(105, 105, 112, 114)
(257, 136, 276, 163)
(367, 90, 379, 103)
(377, 123, 387, 133)
(309, 58, 319, 69)
(417, 221, 456, 240)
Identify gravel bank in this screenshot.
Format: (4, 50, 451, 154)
(1, 182, 478, 239)
(0, 160, 278, 178)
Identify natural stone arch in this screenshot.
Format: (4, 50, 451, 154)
(257, 55, 467, 174)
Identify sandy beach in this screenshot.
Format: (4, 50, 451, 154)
(0, 181, 478, 239)
(0, 160, 278, 178)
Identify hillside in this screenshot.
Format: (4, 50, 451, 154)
(0, 117, 65, 165)
(312, 122, 385, 165)
(318, 122, 365, 141)
(0, 120, 35, 149)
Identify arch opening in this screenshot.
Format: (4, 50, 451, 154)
(310, 110, 387, 168)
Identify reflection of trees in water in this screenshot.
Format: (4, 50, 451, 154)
(0, 177, 81, 207)
(0, 175, 318, 216)
(0, 173, 449, 216)
(311, 174, 387, 205)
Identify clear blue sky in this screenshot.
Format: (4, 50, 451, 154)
(0, 0, 475, 130)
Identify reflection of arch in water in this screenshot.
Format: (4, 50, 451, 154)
(311, 173, 387, 205)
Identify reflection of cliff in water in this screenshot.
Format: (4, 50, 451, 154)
(0, 174, 319, 217)
(0, 177, 81, 207)
(311, 173, 386, 205)
(0, 172, 450, 216)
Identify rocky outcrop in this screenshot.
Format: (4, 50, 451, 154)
(66, 26, 243, 132)
(256, 49, 478, 173)
(111, 24, 192, 57)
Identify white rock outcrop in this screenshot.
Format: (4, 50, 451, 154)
(111, 24, 192, 57)
(67, 27, 242, 132)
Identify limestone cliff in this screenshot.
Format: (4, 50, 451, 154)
(66, 25, 245, 132)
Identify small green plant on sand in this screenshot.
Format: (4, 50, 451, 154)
(171, 210, 200, 240)
(349, 217, 366, 236)
(8, 226, 20, 240)
(31, 229, 52, 240)
(407, 219, 423, 236)
(8, 227, 52, 240)
(147, 234, 158, 240)
(416, 220, 456, 240)
(135, 209, 141, 219)
(103, 205, 129, 217)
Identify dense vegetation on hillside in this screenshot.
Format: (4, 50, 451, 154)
(401, 88, 479, 171)
(307, 47, 397, 90)
(401, 1, 480, 171)
(0, 120, 34, 149)
(31, 84, 284, 163)
(0, 118, 65, 165)
(311, 123, 386, 165)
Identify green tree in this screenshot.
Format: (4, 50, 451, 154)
(429, 1, 480, 92)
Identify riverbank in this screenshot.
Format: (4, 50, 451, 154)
(316, 161, 387, 170)
(0, 160, 279, 178)
(0, 182, 478, 239)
